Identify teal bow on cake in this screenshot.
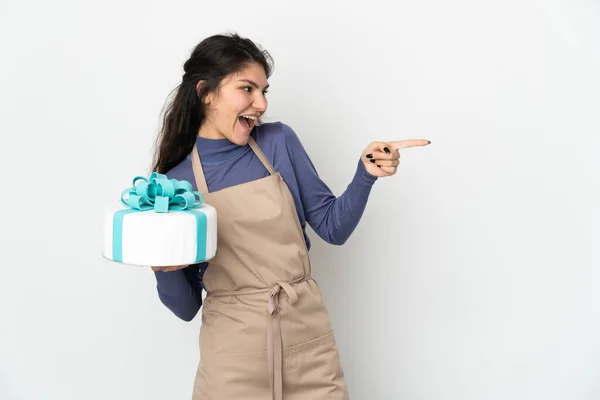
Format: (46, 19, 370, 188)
(112, 173, 208, 264)
(120, 172, 205, 212)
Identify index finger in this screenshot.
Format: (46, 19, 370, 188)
(389, 139, 431, 149)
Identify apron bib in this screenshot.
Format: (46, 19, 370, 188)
(190, 136, 349, 400)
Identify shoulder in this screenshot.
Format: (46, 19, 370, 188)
(165, 153, 193, 180)
(255, 121, 302, 149)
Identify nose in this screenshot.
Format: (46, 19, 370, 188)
(253, 93, 268, 113)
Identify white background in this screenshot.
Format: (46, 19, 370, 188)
(1, 0, 599, 399)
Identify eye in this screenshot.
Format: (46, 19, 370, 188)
(242, 86, 268, 95)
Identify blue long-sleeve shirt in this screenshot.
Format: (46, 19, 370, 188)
(154, 122, 378, 321)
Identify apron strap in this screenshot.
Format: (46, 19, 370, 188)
(248, 136, 276, 175)
(191, 144, 209, 194)
(267, 280, 300, 400)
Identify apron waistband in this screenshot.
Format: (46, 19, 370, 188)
(207, 275, 313, 400)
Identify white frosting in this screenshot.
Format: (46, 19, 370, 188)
(102, 203, 217, 267)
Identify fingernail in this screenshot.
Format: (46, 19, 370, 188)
(366, 154, 373, 159)
(370, 159, 376, 163)
(377, 165, 381, 168)
(428, 141, 431, 144)
(384, 147, 390, 154)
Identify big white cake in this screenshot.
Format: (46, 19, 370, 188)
(102, 173, 217, 267)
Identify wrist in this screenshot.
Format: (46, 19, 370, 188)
(356, 159, 379, 184)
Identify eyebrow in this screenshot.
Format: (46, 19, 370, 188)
(238, 79, 270, 90)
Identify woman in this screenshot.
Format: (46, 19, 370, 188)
(151, 33, 429, 400)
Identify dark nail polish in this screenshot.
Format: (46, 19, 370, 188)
(366, 154, 373, 159)
(428, 140, 431, 144)
(377, 165, 381, 168)
(370, 159, 376, 163)
(384, 147, 390, 154)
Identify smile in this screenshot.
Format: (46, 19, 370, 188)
(239, 115, 258, 130)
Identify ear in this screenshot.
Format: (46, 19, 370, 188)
(196, 80, 214, 105)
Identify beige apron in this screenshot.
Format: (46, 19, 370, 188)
(190, 137, 349, 400)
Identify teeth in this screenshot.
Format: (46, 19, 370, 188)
(241, 115, 257, 120)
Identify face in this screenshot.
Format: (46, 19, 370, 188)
(198, 62, 269, 145)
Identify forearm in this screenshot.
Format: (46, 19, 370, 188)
(154, 267, 202, 322)
(308, 160, 377, 245)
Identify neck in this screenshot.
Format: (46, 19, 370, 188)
(197, 121, 226, 140)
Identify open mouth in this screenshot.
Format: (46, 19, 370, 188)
(238, 115, 257, 130)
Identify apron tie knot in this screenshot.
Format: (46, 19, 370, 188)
(267, 281, 298, 315)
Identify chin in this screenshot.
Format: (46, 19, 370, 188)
(230, 134, 250, 146)
(228, 122, 253, 145)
